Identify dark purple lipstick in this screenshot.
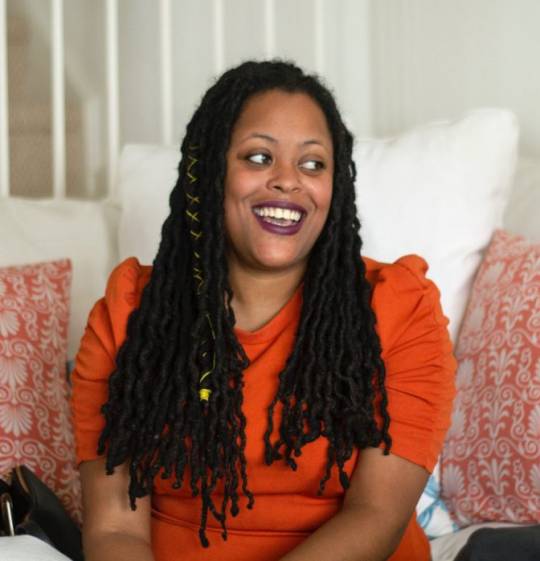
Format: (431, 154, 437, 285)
(252, 200, 307, 236)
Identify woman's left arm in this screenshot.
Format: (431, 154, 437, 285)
(279, 447, 429, 561)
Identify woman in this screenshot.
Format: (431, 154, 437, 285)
(71, 60, 456, 561)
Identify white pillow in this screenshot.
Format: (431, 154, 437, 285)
(355, 109, 518, 342)
(503, 157, 540, 243)
(117, 109, 519, 343)
(0, 535, 72, 561)
(0, 197, 120, 359)
(117, 144, 180, 264)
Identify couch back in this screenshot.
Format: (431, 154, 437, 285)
(1, 151, 538, 360)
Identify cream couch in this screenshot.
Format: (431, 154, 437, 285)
(1, 109, 539, 561)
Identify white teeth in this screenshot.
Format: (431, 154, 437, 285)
(253, 206, 303, 223)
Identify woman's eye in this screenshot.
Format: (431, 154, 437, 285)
(247, 153, 271, 165)
(300, 159, 324, 171)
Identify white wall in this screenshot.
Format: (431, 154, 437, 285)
(7, 0, 540, 198)
(371, 0, 540, 157)
(117, 0, 540, 157)
(117, 0, 373, 148)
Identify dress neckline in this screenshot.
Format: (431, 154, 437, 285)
(234, 283, 303, 346)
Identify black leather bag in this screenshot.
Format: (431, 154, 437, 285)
(0, 465, 84, 561)
(455, 524, 540, 561)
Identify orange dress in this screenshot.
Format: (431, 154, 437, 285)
(71, 254, 456, 561)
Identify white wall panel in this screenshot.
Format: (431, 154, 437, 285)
(8, 0, 540, 198)
(224, 0, 266, 67)
(64, 0, 107, 198)
(274, 0, 316, 73)
(173, 0, 215, 144)
(331, 0, 372, 138)
(118, 0, 161, 144)
(371, 0, 540, 156)
(0, 0, 9, 195)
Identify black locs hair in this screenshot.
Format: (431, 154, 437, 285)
(98, 60, 391, 547)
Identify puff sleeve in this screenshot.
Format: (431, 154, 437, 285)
(70, 257, 147, 465)
(371, 254, 457, 473)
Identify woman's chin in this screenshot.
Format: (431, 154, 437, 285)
(249, 249, 306, 273)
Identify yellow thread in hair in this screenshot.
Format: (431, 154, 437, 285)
(187, 193, 200, 205)
(186, 209, 200, 222)
(198, 315, 217, 401)
(193, 267, 203, 284)
(199, 370, 211, 384)
(205, 313, 216, 338)
(199, 388, 211, 401)
(184, 150, 217, 403)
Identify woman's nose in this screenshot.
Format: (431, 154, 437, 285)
(268, 162, 301, 193)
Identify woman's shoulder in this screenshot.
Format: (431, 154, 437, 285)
(86, 257, 152, 349)
(362, 253, 431, 290)
(104, 256, 152, 309)
(361, 253, 451, 351)
(362, 254, 456, 473)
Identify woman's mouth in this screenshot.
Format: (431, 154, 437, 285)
(252, 202, 306, 235)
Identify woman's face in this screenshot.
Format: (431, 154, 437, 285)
(224, 89, 334, 275)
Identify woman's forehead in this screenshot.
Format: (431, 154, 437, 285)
(230, 90, 332, 149)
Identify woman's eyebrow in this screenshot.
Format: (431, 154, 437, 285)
(239, 132, 328, 148)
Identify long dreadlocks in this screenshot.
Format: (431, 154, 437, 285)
(98, 59, 392, 547)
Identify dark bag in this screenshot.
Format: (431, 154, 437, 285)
(0, 465, 84, 561)
(454, 524, 540, 561)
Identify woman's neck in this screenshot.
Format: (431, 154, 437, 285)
(227, 260, 306, 332)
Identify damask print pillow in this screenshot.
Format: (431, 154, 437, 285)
(441, 229, 540, 526)
(0, 260, 82, 523)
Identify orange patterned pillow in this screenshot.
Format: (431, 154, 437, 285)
(0, 259, 81, 523)
(441, 230, 540, 526)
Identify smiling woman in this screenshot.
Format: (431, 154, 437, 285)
(70, 60, 456, 561)
(224, 90, 334, 330)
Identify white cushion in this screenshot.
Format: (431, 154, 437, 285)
(503, 157, 540, 242)
(355, 108, 518, 342)
(416, 462, 458, 540)
(0, 197, 120, 359)
(0, 536, 72, 561)
(117, 109, 519, 344)
(117, 144, 180, 264)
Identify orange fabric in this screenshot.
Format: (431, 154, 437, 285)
(71, 254, 457, 561)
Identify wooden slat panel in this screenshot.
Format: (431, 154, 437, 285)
(51, 0, 66, 199)
(0, 0, 9, 196)
(264, 0, 275, 58)
(212, 0, 225, 75)
(160, 0, 173, 145)
(314, 0, 324, 73)
(106, 0, 119, 197)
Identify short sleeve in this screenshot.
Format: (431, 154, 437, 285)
(70, 257, 148, 465)
(370, 254, 457, 473)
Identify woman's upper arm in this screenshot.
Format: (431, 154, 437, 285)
(71, 257, 144, 464)
(72, 259, 154, 559)
(344, 254, 457, 528)
(343, 447, 429, 531)
(79, 458, 152, 543)
(370, 254, 457, 472)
